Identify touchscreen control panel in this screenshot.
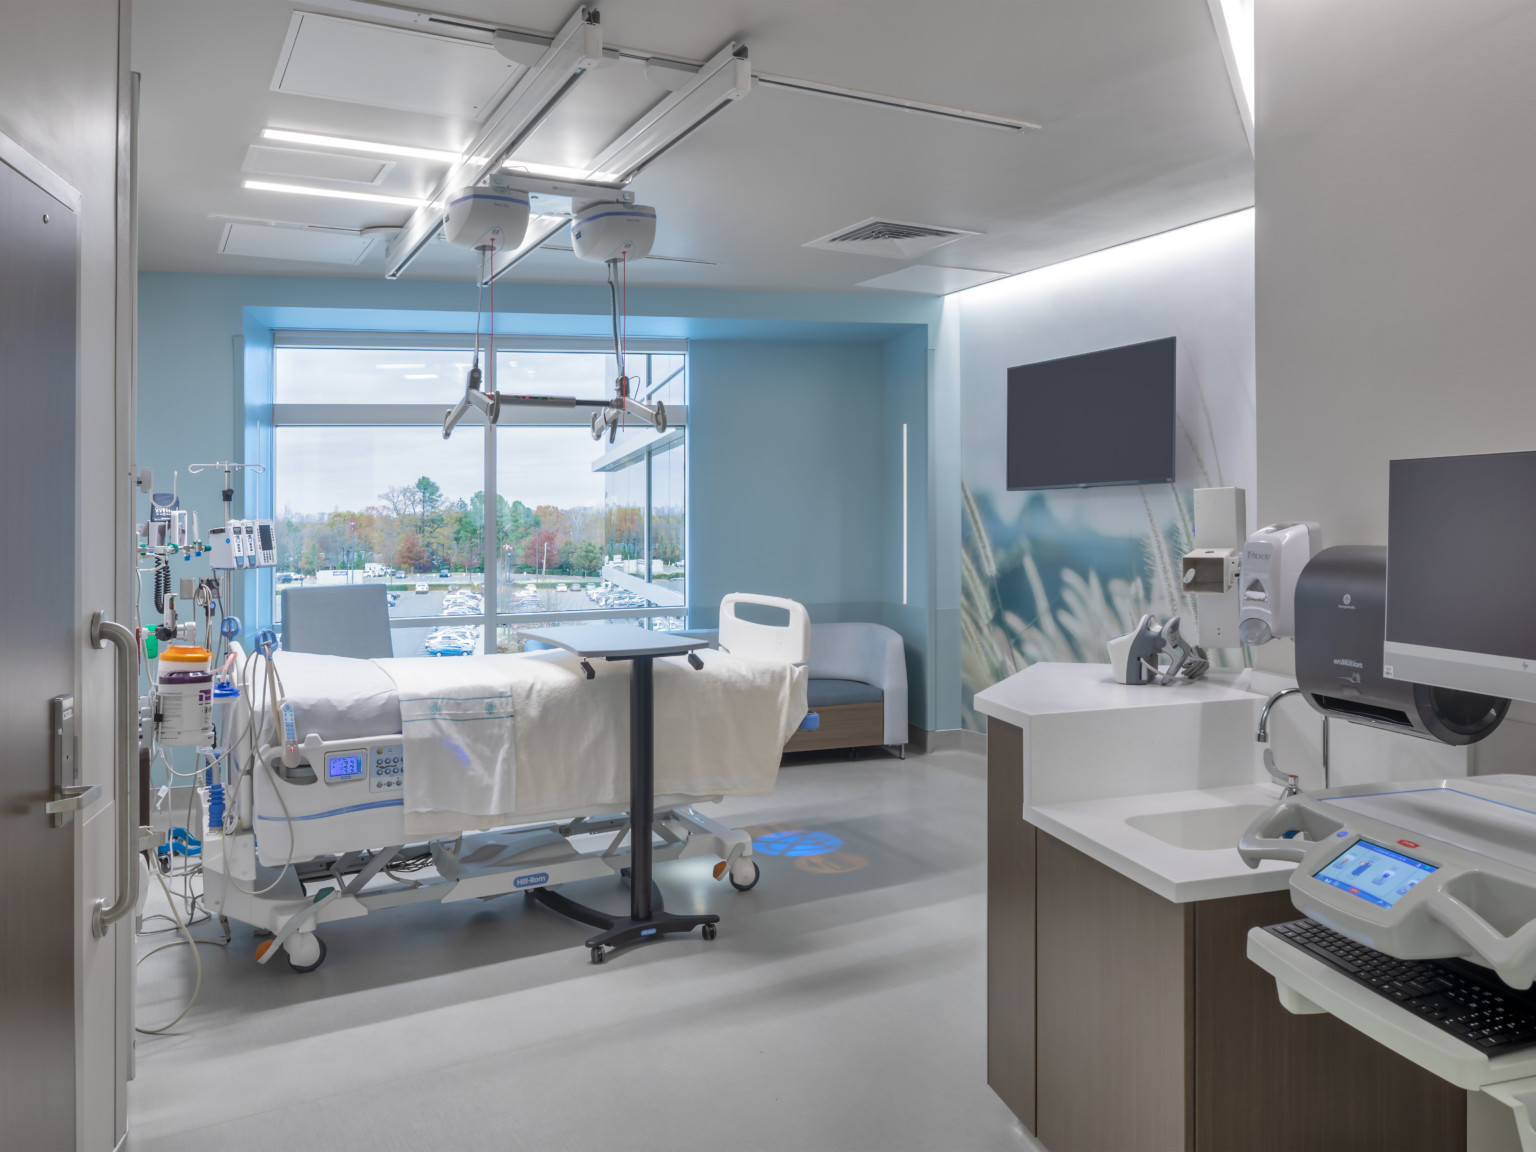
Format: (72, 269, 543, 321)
(1314, 840, 1438, 910)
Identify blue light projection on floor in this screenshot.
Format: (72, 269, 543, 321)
(753, 830, 845, 858)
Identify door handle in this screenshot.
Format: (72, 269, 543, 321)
(90, 612, 140, 938)
(46, 784, 100, 816)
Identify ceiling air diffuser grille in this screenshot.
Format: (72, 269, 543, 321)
(804, 217, 980, 259)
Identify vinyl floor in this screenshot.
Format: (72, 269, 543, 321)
(126, 746, 1042, 1152)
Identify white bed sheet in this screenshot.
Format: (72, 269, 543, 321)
(257, 648, 807, 836)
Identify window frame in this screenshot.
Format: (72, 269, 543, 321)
(268, 332, 688, 653)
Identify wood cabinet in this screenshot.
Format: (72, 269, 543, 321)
(988, 719, 1467, 1152)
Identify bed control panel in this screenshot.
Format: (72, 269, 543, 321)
(324, 749, 368, 782)
(367, 744, 405, 794)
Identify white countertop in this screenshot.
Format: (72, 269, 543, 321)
(1028, 784, 1296, 903)
(973, 660, 1259, 729)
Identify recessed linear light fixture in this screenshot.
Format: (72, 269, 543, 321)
(404, 374, 439, 379)
(262, 128, 461, 165)
(242, 179, 428, 207)
(262, 128, 622, 185)
(377, 363, 426, 369)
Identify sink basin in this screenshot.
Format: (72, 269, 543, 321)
(1124, 804, 1272, 851)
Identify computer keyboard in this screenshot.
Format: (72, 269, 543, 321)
(1266, 918, 1536, 1055)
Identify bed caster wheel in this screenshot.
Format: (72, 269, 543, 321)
(286, 936, 327, 974)
(701, 922, 718, 941)
(590, 946, 607, 964)
(729, 861, 761, 892)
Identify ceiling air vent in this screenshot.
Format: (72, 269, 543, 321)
(804, 217, 980, 260)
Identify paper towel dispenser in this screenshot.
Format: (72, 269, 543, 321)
(1293, 545, 1509, 745)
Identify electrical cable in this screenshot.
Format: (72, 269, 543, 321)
(135, 866, 227, 1036)
(152, 556, 170, 615)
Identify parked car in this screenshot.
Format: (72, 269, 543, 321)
(439, 568, 451, 578)
(415, 581, 430, 594)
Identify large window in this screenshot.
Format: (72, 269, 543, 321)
(270, 335, 687, 656)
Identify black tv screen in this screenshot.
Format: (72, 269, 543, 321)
(1006, 336, 1176, 490)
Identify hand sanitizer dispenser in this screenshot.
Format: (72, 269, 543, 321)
(1237, 521, 1321, 645)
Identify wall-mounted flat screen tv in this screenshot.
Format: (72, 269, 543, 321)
(1006, 336, 1176, 490)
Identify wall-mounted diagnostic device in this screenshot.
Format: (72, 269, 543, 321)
(1180, 486, 1246, 647)
(1238, 521, 1321, 645)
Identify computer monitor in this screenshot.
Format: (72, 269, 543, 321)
(1384, 449, 1536, 702)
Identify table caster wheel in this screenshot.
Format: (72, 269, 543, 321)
(591, 946, 607, 964)
(701, 922, 718, 941)
(729, 860, 760, 892)
(287, 936, 327, 974)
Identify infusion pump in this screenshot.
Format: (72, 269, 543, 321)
(210, 519, 276, 570)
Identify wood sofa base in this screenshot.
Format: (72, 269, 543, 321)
(783, 702, 884, 752)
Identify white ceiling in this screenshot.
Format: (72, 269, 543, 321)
(130, 0, 1253, 294)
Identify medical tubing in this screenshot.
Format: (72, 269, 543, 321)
(216, 648, 297, 897)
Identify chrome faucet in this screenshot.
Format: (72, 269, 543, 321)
(1257, 688, 1301, 743)
(1256, 687, 1329, 798)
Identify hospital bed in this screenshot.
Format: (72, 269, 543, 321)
(201, 594, 810, 972)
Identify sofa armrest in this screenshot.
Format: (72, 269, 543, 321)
(807, 623, 908, 746)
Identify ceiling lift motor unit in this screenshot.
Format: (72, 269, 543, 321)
(443, 184, 530, 252)
(571, 201, 657, 264)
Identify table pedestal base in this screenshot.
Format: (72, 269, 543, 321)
(530, 883, 719, 963)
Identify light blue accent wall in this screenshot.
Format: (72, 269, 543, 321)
(137, 271, 958, 743)
(686, 340, 885, 628)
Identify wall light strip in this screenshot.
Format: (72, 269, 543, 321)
(242, 180, 427, 208)
(902, 422, 909, 607)
(261, 128, 462, 165)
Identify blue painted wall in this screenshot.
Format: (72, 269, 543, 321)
(136, 271, 947, 739)
(687, 340, 885, 623)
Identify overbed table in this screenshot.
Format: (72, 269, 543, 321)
(517, 624, 716, 962)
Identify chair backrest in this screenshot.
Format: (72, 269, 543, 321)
(718, 593, 810, 664)
(281, 584, 393, 660)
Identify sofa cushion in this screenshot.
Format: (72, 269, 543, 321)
(807, 678, 883, 707)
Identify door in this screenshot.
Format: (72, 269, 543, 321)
(0, 151, 84, 1148)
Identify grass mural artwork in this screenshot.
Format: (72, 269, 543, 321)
(960, 479, 1241, 728)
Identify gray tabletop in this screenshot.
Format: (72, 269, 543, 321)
(519, 624, 710, 660)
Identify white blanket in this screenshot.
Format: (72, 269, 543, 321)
(372, 648, 807, 837)
(374, 656, 519, 835)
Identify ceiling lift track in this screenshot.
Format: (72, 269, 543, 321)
(481, 41, 752, 286)
(384, 6, 605, 279)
